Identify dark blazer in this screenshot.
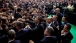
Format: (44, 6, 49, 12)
(50, 9, 55, 14)
(61, 32, 73, 43)
(14, 13, 22, 19)
(8, 40, 21, 43)
(61, 22, 68, 30)
(25, 20, 44, 43)
(16, 29, 30, 43)
(0, 35, 21, 43)
(52, 21, 60, 42)
(40, 36, 57, 43)
(0, 35, 7, 43)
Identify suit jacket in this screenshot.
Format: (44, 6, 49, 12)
(40, 36, 57, 43)
(14, 13, 22, 19)
(61, 22, 68, 30)
(55, 13, 63, 30)
(8, 40, 21, 43)
(0, 35, 21, 43)
(25, 20, 44, 43)
(50, 9, 55, 14)
(0, 35, 7, 43)
(16, 29, 30, 43)
(52, 21, 59, 36)
(61, 32, 73, 43)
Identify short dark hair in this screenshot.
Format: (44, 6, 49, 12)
(1, 24, 7, 29)
(7, 29, 16, 39)
(65, 24, 71, 30)
(46, 27, 54, 35)
(37, 16, 43, 22)
(2, 19, 6, 24)
(16, 21, 23, 29)
(63, 15, 68, 20)
(17, 8, 22, 12)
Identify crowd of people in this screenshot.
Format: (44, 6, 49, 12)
(0, 0, 75, 43)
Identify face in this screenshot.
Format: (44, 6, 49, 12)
(34, 17, 39, 23)
(55, 9, 60, 13)
(46, 18, 52, 23)
(63, 25, 68, 32)
(52, 15, 57, 21)
(62, 17, 66, 22)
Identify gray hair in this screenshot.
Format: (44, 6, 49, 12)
(46, 27, 54, 35)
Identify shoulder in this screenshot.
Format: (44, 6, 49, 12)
(40, 38, 46, 43)
(22, 29, 30, 33)
(14, 40, 21, 43)
(67, 32, 73, 37)
(51, 36, 57, 39)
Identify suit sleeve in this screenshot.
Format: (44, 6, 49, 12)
(25, 20, 35, 26)
(14, 40, 21, 43)
(39, 41, 44, 43)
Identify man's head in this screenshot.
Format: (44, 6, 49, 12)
(62, 16, 68, 22)
(53, 6, 56, 9)
(44, 27, 54, 36)
(52, 15, 57, 21)
(7, 29, 16, 40)
(63, 24, 71, 32)
(46, 17, 53, 23)
(55, 8, 60, 13)
(17, 8, 22, 12)
(34, 16, 43, 24)
(15, 21, 23, 30)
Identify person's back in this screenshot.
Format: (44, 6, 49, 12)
(16, 29, 30, 43)
(15, 21, 30, 43)
(8, 40, 21, 43)
(40, 27, 57, 43)
(40, 36, 57, 43)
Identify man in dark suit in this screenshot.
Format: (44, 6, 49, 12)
(7, 29, 21, 43)
(40, 27, 57, 43)
(61, 24, 73, 43)
(0, 29, 21, 43)
(46, 17, 53, 28)
(61, 16, 68, 30)
(54, 8, 63, 29)
(50, 6, 56, 14)
(52, 15, 60, 43)
(25, 16, 44, 43)
(14, 8, 22, 19)
(15, 21, 30, 43)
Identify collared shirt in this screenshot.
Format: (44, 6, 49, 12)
(8, 39, 15, 43)
(46, 36, 51, 37)
(47, 23, 52, 27)
(61, 32, 69, 36)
